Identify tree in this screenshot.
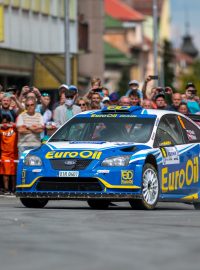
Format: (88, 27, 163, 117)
(179, 59, 200, 96)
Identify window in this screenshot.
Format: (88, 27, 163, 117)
(154, 115, 185, 147)
(78, 14, 89, 51)
(179, 116, 200, 143)
(49, 117, 156, 143)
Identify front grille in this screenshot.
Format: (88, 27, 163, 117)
(50, 159, 92, 170)
(36, 177, 102, 192)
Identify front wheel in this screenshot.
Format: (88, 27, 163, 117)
(193, 202, 200, 210)
(87, 199, 110, 209)
(129, 163, 159, 210)
(20, 198, 48, 208)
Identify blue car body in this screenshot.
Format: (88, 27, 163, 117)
(16, 106, 200, 208)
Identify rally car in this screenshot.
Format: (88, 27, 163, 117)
(16, 106, 200, 210)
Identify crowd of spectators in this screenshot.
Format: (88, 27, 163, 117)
(0, 76, 199, 195)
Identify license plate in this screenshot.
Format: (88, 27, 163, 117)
(59, 171, 79, 177)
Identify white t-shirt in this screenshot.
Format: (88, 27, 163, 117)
(16, 112, 44, 147)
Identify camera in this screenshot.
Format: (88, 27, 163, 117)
(93, 88, 102, 93)
(29, 86, 34, 92)
(149, 75, 158, 80)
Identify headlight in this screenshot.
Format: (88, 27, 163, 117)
(101, 155, 131, 167)
(24, 155, 42, 166)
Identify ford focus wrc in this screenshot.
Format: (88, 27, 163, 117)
(16, 106, 200, 210)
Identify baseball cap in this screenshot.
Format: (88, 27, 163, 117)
(102, 96, 110, 103)
(68, 85, 78, 93)
(109, 92, 119, 102)
(185, 82, 196, 89)
(155, 93, 165, 100)
(58, 84, 69, 90)
(129, 80, 139, 86)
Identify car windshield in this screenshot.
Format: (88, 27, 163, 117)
(49, 116, 156, 143)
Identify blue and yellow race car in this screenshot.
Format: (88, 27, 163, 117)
(16, 106, 200, 210)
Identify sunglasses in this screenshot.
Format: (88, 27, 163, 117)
(42, 93, 49, 97)
(26, 104, 35, 107)
(78, 103, 86, 106)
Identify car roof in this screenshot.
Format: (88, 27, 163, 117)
(77, 106, 182, 118)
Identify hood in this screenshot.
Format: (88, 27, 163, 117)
(31, 141, 152, 160)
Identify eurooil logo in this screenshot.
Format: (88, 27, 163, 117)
(162, 156, 199, 192)
(45, 150, 102, 159)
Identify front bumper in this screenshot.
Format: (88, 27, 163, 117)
(16, 191, 142, 200)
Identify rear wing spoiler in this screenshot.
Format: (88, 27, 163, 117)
(187, 114, 200, 126)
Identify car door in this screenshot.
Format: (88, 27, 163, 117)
(177, 115, 200, 194)
(154, 114, 194, 196)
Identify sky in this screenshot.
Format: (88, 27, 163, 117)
(170, 0, 200, 52)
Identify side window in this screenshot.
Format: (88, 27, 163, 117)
(179, 116, 200, 143)
(154, 115, 185, 147)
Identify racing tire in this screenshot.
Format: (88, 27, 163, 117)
(87, 199, 110, 210)
(129, 163, 159, 210)
(193, 203, 200, 210)
(20, 198, 48, 208)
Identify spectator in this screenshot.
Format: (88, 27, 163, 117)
(53, 87, 81, 127)
(90, 77, 102, 91)
(36, 92, 52, 125)
(119, 96, 131, 106)
(129, 91, 140, 106)
(76, 97, 90, 112)
(90, 92, 102, 110)
(154, 93, 167, 110)
(0, 94, 18, 123)
(16, 97, 44, 157)
(102, 96, 111, 108)
(109, 92, 119, 105)
(0, 114, 18, 195)
(52, 84, 69, 111)
(36, 92, 53, 139)
(126, 80, 143, 99)
(184, 82, 200, 114)
(178, 102, 189, 115)
(91, 102, 101, 110)
(102, 87, 110, 97)
(19, 86, 42, 107)
(85, 77, 103, 100)
(166, 93, 182, 111)
(141, 99, 153, 109)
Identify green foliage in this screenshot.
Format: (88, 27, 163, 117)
(179, 59, 200, 95)
(118, 66, 130, 96)
(163, 40, 175, 87)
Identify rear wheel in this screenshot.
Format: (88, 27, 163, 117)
(193, 203, 200, 210)
(129, 163, 159, 210)
(20, 198, 48, 208)
(87, 199, 110, 209)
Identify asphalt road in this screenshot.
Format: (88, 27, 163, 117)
(0, 197, 200, 270)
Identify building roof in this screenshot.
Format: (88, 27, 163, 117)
(105, 0, 144, 22)
(104, 15, 123, 28)
(131, 0, 163, 17)
(181, 34, 199, 58)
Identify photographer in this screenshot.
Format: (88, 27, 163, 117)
(19, 86, 42, 107)
(183, 83, 200, 114)
(85, 77, 103, 100)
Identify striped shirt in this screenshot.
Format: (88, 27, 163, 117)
(16, 112, 44, 147)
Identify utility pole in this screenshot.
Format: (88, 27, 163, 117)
(153, 0, 158, 84)
(64, 0, 71, 85)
